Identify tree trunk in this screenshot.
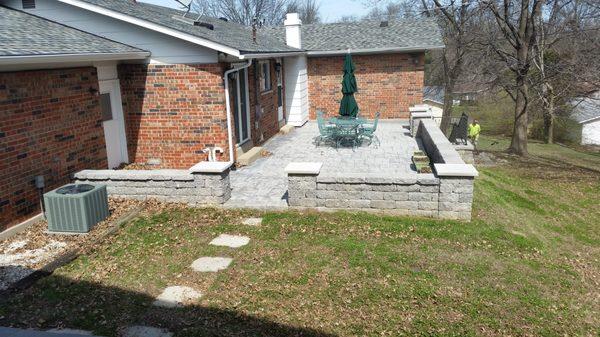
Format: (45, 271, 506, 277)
(544, 112, 554, 144)
(440, 80, 455, 135)
(509, 76, 529, 156)
(543, 84, 555, 144)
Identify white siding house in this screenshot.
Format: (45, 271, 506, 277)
(571, 94, 600, 146)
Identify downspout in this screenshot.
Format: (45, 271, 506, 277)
(223, 60, 252, 166)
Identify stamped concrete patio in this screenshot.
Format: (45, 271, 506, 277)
(225, 121, 419, 209)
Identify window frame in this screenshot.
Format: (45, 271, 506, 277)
(259, 60, 272, 93)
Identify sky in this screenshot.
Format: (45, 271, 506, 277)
(138, 0, 370, 23)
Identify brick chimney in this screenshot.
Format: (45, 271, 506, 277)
(284, 13, 302, 49)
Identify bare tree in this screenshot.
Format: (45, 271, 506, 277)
(530, 0, 600, 143)
(480, 0, 545, 156)
(286, 0, 321, 24)
(420, 0, 479, 133)
(192, 0, 292, 26)
(364, 1, 421, 21)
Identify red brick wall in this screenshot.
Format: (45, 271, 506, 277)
(247, 59, 284, 146)
(0, 68, 107, 231)
(118, 63, 229, 168)
(307, 53, 424, 119)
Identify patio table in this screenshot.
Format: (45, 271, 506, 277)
(328, 116, 367, 148)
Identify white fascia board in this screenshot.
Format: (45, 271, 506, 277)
(307, 45, 445, 56)
(578, 116, 600, 124)
(58, 0, 241, 57)
(0, 52, 150, 65)
(239, 51, 306, 59)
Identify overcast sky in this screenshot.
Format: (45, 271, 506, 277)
(138, 0, 369, 23)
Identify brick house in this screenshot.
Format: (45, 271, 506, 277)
(0, 0, 442, 231)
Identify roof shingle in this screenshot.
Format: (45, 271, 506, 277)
(0, 5, 145, 57)
(267, 19, 444, 53)
(76, 0, 300, 54)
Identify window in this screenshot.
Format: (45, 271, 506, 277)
(99, 93, 113, 121)
(22, 0, 35, 9)
(259, 60, 272, 92)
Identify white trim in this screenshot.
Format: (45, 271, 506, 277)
(240, 51, 305, 59)
(98, 77, 129, 168)
(306, 45, 445, 56)
(57, 0, 241, 57)
(0, 52, 150, 65)
(223, 61, 252, 166)
(578, 115, 600, 124)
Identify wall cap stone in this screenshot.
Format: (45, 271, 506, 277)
(434, 164, 479, 177)
(189, 161, 232, 173)
(285, 162, 323, 175)
(74, 169, 193, 181)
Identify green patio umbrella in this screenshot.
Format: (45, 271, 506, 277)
(339, 53, 359, 117)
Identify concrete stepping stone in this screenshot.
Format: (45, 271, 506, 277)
(152, 286, 202, 308)
(191, 257, 232, 272)
(123, 326, 173, 337)
(209, 234, 250, 248)
(242, 217, 262, 226)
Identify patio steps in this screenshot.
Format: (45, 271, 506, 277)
(236, 146, 263, 166)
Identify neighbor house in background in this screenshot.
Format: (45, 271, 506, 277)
(570, 93, 600, 146)
(423, 86, 444, 124)
(0, 0, 442, 231)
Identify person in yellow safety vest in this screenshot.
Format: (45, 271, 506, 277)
(468, 119, 481, 153)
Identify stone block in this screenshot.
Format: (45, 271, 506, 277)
(408, 192, 437, 202)
(395, 201, 418, 209)
(370, 200, 396, 209)
(418, 201, 438, 211)
(458, 193, 473, 203)
(361, 190, 385, 200)
(294, 198, 317, 207)
(371, 184, 397, 192)
(383, 192, 408, 201)
(438, 193, 459, 202)
(347, 199, 371, 208)
(418, 185, 439, 193)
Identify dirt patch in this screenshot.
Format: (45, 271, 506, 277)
(0, 198, 144, 291)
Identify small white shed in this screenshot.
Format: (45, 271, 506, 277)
(423, 86, 445, 125)
(571, 96, 600, 146)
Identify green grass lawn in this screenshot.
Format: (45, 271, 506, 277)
(1, 146, 598, 336)
(477, 135, 600, 172)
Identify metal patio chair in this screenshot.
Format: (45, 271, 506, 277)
(316, 110, 337, 147)
(449, 113, 469, 145)
(360, 112, 380, 147)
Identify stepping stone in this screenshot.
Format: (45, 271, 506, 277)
(152, 286, 202, 308)
(191, 257, 233, 272)
(242, 217, 262, 226)
(123, 326, 173, 337)
(209, 234, 250, 248)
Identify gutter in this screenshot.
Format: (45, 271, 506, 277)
(239, 51, 306, 59)
(0, 51, 151, 65)
(223, 60, 252, 166)
(306, 45, 445, 56)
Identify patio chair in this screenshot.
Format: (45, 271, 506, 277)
(449, 113, 469, 145)
(316, 110, 337, 147)
(360, 112, 380, 147)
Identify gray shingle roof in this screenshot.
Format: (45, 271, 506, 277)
(267, 19, 444, 53)
(571, 97, 600, 123)
(76, 0, 300, 54)
(0, 5, 145, 57)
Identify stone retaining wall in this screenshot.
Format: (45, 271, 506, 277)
(74, 168, 231, 205)
(286, 120, 478, 220)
